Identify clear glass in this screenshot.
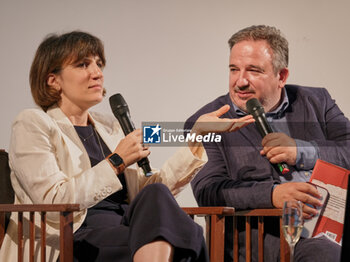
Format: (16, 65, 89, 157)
(282, 200, 303, 262)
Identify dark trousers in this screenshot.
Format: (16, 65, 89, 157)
(73, 183, 208, 262)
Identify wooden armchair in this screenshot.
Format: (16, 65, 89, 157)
(0, 204, 80, 262)
(183, 207, 289, 262)
(0, 149, 80, 262)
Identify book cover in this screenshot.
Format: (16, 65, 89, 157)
(307, 159, 349, 244)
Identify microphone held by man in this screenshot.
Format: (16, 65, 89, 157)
(246, 98, 290, 175)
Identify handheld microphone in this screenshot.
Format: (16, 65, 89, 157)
(246, 98, 290, 175)
(109, 93, 153, 177)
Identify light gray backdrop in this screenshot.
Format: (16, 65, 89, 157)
(1, 0, 349, 206)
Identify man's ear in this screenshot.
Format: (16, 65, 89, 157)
(278, 68, 289, 88)
(47, 73, 60, 91)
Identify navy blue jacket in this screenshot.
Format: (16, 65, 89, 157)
(185, 85, 350, 210)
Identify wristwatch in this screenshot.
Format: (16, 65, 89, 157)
(107, 153, 125, 174)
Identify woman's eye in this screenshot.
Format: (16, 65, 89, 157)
(77, 62, 89, 68)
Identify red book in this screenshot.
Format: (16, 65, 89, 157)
(305, 159, 349, 244)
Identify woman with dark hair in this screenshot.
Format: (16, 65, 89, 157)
(0, 31, 253, 262)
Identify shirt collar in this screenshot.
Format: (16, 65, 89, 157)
(232, 88, 289, 119)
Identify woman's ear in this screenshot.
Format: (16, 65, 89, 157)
(47, 73, 61, 91)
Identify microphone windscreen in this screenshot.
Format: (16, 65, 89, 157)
(246, 98, 262, 114)
(109, 93, 129, 117)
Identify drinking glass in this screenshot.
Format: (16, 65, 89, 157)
(282, 200, 303, 262)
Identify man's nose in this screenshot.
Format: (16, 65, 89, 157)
(236, 71, 249, 88)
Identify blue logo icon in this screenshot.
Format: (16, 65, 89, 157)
(143, 124, 161, 143)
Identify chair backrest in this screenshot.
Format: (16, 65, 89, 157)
(0, 150, 14, 205)
(0, 149, 13, 249)
(234, 209, 290, 262)
(0, 150, 14, 236)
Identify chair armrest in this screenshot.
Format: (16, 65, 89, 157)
(0, 204, 80, 212)
(235, 208, 283, 216)
(182, 206, 235, 216)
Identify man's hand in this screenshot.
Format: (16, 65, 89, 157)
(272, 182, 322, 218)
(113, 129, 150, 167)
(189, 105, 254, 157)
(260, 132, 297, 165)
(191, 105, 255, 136)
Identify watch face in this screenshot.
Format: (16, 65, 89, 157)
(109, 153, 123, 167)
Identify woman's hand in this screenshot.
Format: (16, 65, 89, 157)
(113, 129, 150, 167)
(188, 105, 254, 156)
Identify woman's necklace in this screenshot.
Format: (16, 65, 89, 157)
(77, 130, 94, 142)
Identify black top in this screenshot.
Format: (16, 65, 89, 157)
(74, 125, 128, 206)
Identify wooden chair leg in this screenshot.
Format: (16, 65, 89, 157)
(0, 212, 5, 248)
(29, 212, 35, 262)
(233, 217, 239, 262)
(209, 214, 226, 261)
(18, 212, 24, 262)
(258, 216, 264, 262)
(59, 211, 74, 262)
(40, 212, 46, 262)
(245, 216, 251, 262)
(280, 216, 290, 262)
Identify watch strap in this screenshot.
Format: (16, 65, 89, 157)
(107, 153, 125, 174)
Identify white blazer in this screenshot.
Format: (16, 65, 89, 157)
(0, 105, 207, 262)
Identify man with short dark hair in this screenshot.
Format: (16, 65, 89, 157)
(185, 25, 350, 261)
